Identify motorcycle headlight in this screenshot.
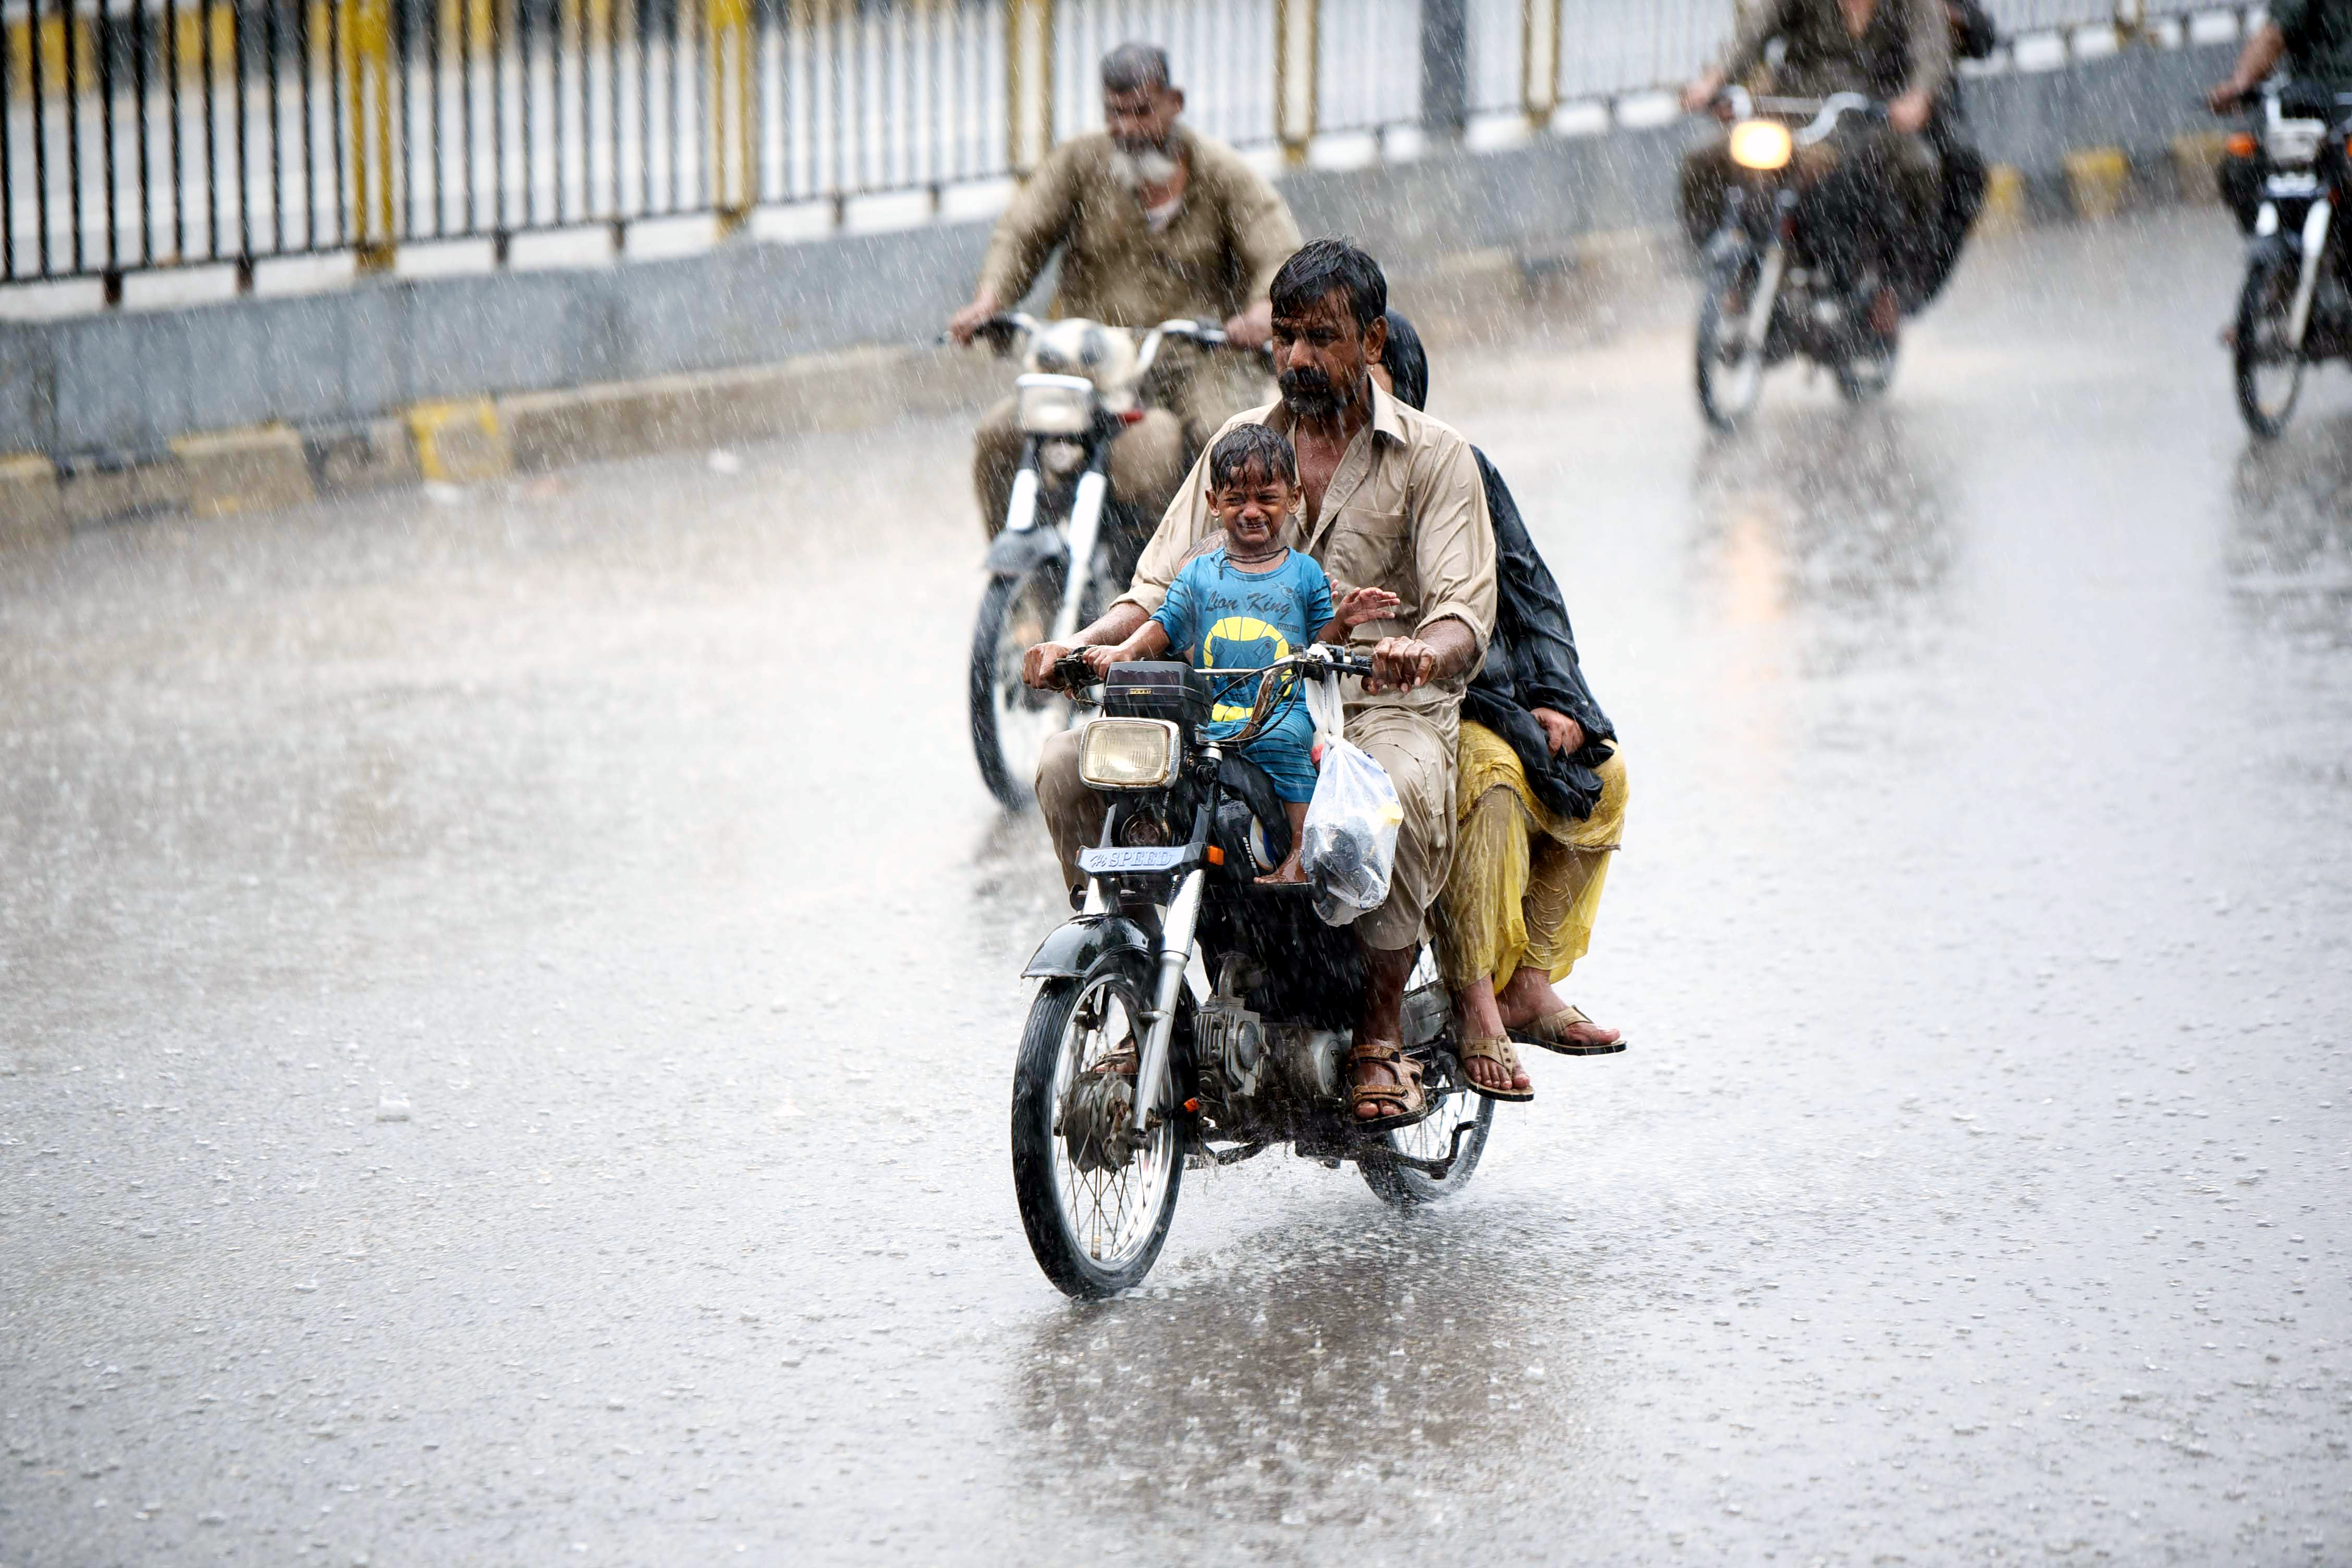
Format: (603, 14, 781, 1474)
(1729, 118, 1793, 172)
(2267, 118, 2325, 167)
(1079, 718, 1179, 790)
(1015, 373, 1096, 437)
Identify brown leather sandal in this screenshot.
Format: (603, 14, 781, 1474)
(1346, 1042, 1432, 1132)
(1457, 1035, 1534, 1102)
(1515, 1005, 1627, 1057)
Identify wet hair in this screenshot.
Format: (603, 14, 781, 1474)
(1380, 310, 1428, 411)
(1206, 423, 1298, 493)
(1270, 238, 1388, 333)
(1100, 42, 1171, 95)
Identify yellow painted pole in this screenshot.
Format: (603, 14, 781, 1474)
(707, 0, 753, 228)
(342, 0, 395, 269)
(1276, 0, 1316, 165)
(1521, 0, 1558, 129)
(1005, 0, 1052, 177)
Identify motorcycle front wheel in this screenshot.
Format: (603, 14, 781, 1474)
(969, 559, 1070, 811)
(1696, 253, 1767, 431)
(1010, 954, 1184, 1298)
(2236, 250, 2308, 439)
(1359, 1060, 1494, 1208)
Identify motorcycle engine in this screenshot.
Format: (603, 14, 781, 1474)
(1194, 991, 1265, 1101)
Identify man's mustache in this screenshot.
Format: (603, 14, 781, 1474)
(1278, 368, 1348, 407)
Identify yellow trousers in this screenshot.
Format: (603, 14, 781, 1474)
(1436, 720, 1627, 992)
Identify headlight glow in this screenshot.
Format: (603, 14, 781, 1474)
(1079, 718, 1179, 790)
(1728, 119, 1793, 172)
(1015, 373, 1096, 436)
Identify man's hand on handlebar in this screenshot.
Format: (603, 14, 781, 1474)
(1682, 70, 1730, 119)
(1221, 300, 1275, 352)
(2208, 78, 2253, 115)
(1021, 641, 1076, 690)
(1888, 89, 1931, 136)
(947, 292, 1002, 348)
(1363, 635, 1438, 695)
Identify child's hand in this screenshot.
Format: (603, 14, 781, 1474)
(1336, 585, 1401, 629)
(1081, 644, 1123, 678)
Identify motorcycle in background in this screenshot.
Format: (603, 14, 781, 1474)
(961, 314, 1259, 810)
(1694, 89, 1902, 430)
(2221, 84, 2352, 438)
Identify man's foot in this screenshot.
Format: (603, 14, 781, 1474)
(1459, 1036, 1535, 1102)
(1519, 1006, 1626, 1057)
(1869, 285, 1902, 344)
(1347, 1041, 1429, 1129)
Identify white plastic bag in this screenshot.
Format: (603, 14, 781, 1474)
(1299, 672, 1404, 927)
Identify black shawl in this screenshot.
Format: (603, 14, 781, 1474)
(1462, 450, 1618, 820)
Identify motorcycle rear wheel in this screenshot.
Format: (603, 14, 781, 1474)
(1696, 254, 1767, 431)
(2236, 252, 2308, 440)
(1011, 955, 1184, 1298)
(969, 559, 1070, 811)
(1359, 1062, 1494, 1207)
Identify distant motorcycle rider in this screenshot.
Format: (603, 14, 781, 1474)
(948, 42, 1302, 539)
(2210, 0, 2352, 234)
(1680, 0, 1952, 344)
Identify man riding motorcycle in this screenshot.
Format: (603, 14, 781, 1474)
(1679, 0, 1952, 345)
(1022, 240, 1498, 1130)
(947, 42, 1301, 540)
(2210, 0, 2352, 232)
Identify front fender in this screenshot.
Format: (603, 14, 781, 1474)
(1022, 914, 1152, 979)
(985, 522, 1067, 581)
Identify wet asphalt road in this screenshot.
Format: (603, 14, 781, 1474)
(5, 207, 2351, 1565)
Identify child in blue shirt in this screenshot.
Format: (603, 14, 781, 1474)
(1084, 423, 1396, 883)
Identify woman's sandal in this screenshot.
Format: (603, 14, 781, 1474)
(1347, 1042, 1433, 1132)
(1457, 1035, 1535, 1102)
(1514, 1005, 1628, 1057)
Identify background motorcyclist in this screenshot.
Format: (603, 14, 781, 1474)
(1679, 0, 1953, 343)
(2210, 1, 2352, 234)
(947, 42, 1302, 540)
(1914, 1, 1998, 307)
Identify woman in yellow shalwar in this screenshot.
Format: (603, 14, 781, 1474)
(1377, 316, 1625, 1102)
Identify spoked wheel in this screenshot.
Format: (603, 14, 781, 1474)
(1359, 1056, 1495, 1208)
(1697, 252, 1768, 431)
(969, 559, 1073, 810)
(2237, 251, 2308, 439)
(1010, 955, 1184, 1298)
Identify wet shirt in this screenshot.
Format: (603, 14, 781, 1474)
(976, 126, 1302, 328)
(1116, 382, 1499, 736)
(1150, 545, 1333, 779)
(2273, 0, 2352, 83)
(1719, 0, 1952, 103)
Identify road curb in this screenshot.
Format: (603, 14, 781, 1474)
(407, 400, 512, 484)
(0, 452, 64, 550)
(172, 424, 317, 518)
(2172, 130, 2230, 205)
(2065, 145, 2132, 222)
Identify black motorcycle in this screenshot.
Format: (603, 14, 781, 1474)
(963, 313, 1258, 809)
(1695, 89, 1902, 430)
(1010, 647, 1491, 1298)
(2224, 84, 2352, 438)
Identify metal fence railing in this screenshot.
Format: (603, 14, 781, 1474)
(0, 0, 2262, 292)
